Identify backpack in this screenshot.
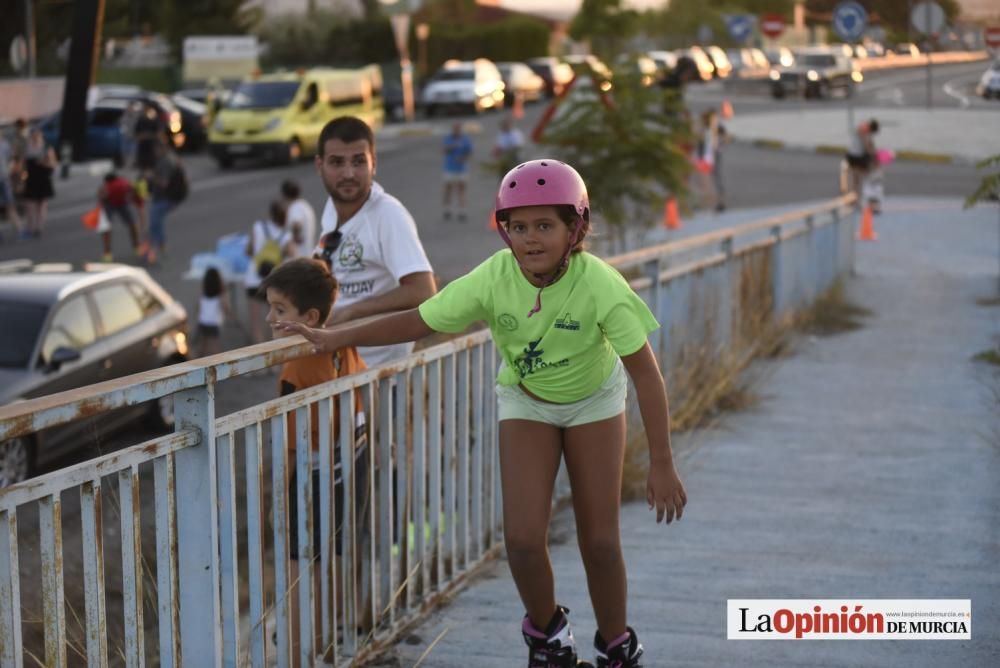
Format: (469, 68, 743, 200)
(253, 222, 283, 278)
(164, 161, 188, 203)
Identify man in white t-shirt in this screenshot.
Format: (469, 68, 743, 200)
(282, 179, 316, 256)
(312, 116, 436, 368)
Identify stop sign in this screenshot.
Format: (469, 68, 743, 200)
(761, 14, 786, 39)
(985, 26, 1000, 49)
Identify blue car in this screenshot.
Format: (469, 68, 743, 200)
(38, 100, 128, 165)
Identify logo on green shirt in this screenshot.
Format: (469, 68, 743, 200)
(514, 339, 569, 378)
(554, 312, 580, 331)
(498, 313, 519, 331)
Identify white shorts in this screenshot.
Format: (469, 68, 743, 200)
(496, 359, 627, 428)
(443, 171, 467, 184)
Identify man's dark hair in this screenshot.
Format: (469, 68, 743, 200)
(281, 179, 301, 200)
(317, 116, 374, 157)
(868, 119, 880, 133)
(259, 258, 338, 323)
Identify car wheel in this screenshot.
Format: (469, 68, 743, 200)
(771, 85, 785, 100)
(0, 437, 34, 488)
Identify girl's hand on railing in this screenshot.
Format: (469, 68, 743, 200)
(274, 321, 340, 354)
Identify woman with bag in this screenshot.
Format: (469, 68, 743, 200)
(21, 128, 56, 238)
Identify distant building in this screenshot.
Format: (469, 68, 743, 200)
(956, 0, 1000, 21)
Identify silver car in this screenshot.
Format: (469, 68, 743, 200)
(0, 262, 188, 486)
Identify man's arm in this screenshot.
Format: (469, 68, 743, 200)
(330, 271, 436, 324)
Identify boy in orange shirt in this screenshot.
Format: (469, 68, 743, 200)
(260, 258, 366, 663)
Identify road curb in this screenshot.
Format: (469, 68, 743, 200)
(739, 137, 966, 165)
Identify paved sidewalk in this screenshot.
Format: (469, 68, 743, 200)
(723, 107, 1000, 164)
(383, 196, 1000, 667)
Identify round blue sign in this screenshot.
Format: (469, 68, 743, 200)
(832, 1, 868, 42)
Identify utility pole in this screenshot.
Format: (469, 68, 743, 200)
(59, 0, 107, 166)
(25, 0, 37, 77)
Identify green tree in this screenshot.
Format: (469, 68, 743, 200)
(569, 0, 639, 61)
(159, 0, 259, 56)
(535, 62, 692, 244)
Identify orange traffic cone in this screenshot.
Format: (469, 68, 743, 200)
(720, 99, 734, 119)
(512, 93, 524, 120)
(663, 197, 681, 230)
(857, 204, 877, 241)
(488, 209, 498, 231)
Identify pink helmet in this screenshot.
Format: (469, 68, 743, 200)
(495, 159, 589, 221)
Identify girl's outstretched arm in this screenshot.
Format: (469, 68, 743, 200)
(275, 308, 434, 354)
(621, 341, 688, 525)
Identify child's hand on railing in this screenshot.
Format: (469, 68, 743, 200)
(274, 321, 342, 354)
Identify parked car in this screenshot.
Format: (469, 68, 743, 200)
(496, 62, 546, 104)
(704, 46, 734, 79)
(677, 47, 715, 81)
(563, 54, 613, 86)
(171, 94, 209, 151)
(726, 48, 769, 78)
(647, 50, 678, 77)
(0, 262, 189, 487)
(893, 43, 921, 57)
(976, 60, 1000, 99)
(526, 57, 575, 97)
(38, 100, 129, 165)
(765, 47, 795, 68)
(421, 59, 505, 116)
(98, 91, 185, 151)
(770, 48, 862, 99)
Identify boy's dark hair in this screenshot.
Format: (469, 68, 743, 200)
(104, 172, 118, 183)
(202, 267, 223, 298)
(259, 258, 338, 323)
(317, 116, 374, 158)
(281, 179, 301, 200)
(868, 119, 880, 133)
(496, 204, 590, 254)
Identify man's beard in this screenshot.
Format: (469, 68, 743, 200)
(329, 179, 370, 205)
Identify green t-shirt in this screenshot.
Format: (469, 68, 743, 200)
(418, 250, 659, 403)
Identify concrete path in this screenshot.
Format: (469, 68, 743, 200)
(378, 196, 1000, 667)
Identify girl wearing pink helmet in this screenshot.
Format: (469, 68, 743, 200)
(278, 159, 687, 668)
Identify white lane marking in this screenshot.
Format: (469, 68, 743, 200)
(942, 79, 971, 108)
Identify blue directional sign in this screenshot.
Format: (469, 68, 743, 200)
(832, 1, 868, 42)
(725, 14, 755, 43)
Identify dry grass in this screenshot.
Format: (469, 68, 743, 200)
(795, 281, 871, 336)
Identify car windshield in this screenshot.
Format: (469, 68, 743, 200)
(799, 54, 836, 67)
(227, 81, 300, 109)
(434, 70, 475, 81)
(0, 302, 48, 368)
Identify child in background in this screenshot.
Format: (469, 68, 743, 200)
(261, 258, 367, 666)
(194, 267, 234, 357)
(278, 159, 687, 667)
(96, 172, 140, 262)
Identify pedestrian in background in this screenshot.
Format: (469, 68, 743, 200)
(442, 122, 473, 221)
(244, 199, 294, 344)
(0, 131, 24, 238)
(693, 109, 720, 212)
(282, 179, 316, 257)
(845, 118, 879, 206)
(96, 171, 140, 262)
(147, 140, 187, 263)
(21, 128, 56, 239)
(195, 266, 235, 357)
(493, 117, 525, 177)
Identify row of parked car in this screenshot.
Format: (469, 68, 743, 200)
(34, 84, 210, 167)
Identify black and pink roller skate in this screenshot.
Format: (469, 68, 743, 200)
(593, 626, 644, 667)
(522, 605, 592, 667)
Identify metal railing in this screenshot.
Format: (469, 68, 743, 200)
(0, 195, 856, 667)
